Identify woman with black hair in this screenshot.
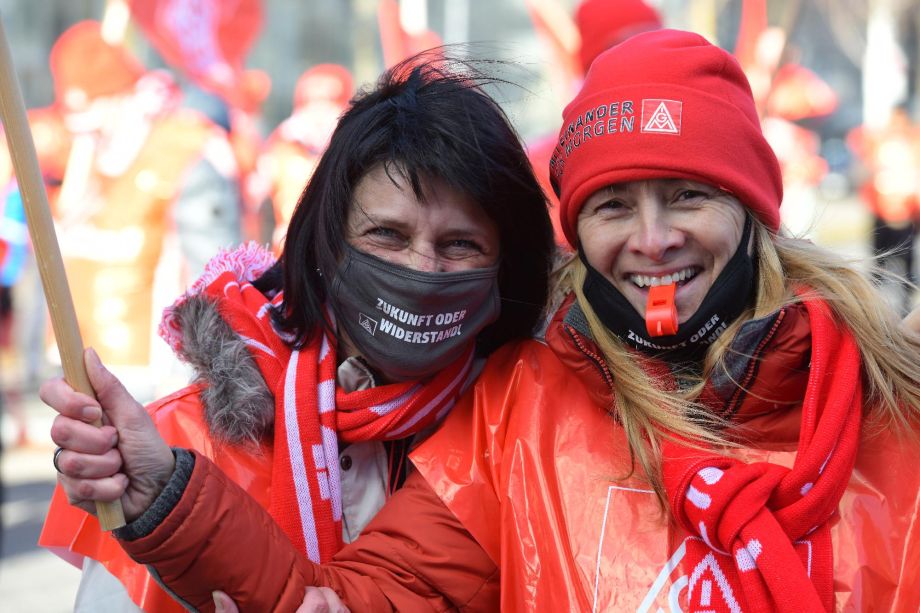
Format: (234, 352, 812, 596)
(40, 54, 554, 612)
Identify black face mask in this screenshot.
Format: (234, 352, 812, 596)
(330, 244, 500, 381)
(579, 216, 754, 362)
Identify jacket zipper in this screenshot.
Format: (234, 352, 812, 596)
(563, 324, 615, 390)
(721, 307, 787, 418)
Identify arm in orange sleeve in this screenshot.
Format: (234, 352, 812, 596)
(118, 450, 498, 612)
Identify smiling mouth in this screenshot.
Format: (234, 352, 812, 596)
(629, 266, 700, 288)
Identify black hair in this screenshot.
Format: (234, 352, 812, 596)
(254, 51, 555, 356)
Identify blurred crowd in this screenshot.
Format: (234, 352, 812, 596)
(0, 0, 918, 451)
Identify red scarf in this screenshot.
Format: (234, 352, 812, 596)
(662, 299, 862, 612)
(161, 243, 476, 562)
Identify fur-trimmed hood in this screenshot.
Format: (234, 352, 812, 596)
(171, 294, 275, 445)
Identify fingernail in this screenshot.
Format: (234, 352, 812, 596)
(82, 405, 101, 421)
(212, 591, 225, 613)
(85, 347, 106, 373)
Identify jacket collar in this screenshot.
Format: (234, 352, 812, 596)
(545, 294, 812, 432)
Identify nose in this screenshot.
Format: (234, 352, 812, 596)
(407, 242, 441, 272)
(627, 205, 684, 260)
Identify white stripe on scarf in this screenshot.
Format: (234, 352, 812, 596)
(389, 350, 474, 438)
(283, 350, 322, 562)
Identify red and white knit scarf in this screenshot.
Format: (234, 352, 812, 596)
(160, 243, 477, 562)
(662, 298, 862, 612)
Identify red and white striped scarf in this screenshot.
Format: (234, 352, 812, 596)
(161, 243, 477, 562)
(662, 298, 862, 612)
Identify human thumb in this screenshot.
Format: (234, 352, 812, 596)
(83, 347, 147, 428)
(212, 591, 240, 613)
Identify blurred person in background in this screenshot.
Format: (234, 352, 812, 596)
(848, 108, 920, 314)
(254, 64, 354, 251)
(731, 1, 838, 241)
(0, 144, 31, 446)
(169, 83, 244, 279)
(43, 30, 920, 612)
(40, 54, 554, 612)
(43, 20, 241, 398)
(122, 0, 269, 248)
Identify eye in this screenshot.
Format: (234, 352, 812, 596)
(674, 189, 710, 202)
(440, 238, 485, 258)
(364, 225, 406, 246)
(594, 198, 627, 214)
(367, 225, 398, 238)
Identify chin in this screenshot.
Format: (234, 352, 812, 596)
(676, 303, 703, 324)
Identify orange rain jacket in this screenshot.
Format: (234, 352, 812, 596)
(103, 299, 920, 611)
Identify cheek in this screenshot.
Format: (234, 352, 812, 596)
(697, 208, 745, 266)
(579, 228, 623, 275)
(707, 228, 744, 269)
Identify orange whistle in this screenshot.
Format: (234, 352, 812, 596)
(645, 283, 678, 337)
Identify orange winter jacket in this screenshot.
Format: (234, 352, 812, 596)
(115, 299, 920, 612)
(40, 290, 278, 612)
(40, 384, 274, 612)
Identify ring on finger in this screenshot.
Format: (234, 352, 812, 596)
(52, 446, 65, 473)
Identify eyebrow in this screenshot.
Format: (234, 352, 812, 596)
(352, 212, 409, 230)
(593, 185, 629, 199)
(600, 179, 709, 197)
(351, 212, 489, 238)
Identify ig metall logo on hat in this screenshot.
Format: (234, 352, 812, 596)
(641, 99, 682, 134)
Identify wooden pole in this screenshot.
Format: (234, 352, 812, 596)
(0, 13, 125, 530)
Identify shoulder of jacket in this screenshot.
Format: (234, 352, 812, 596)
(483, 337, 556, 370)
(146, 383, 206, 418)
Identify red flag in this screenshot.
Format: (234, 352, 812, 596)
(524, 0, 581, 96)
(128, 0, 264, 109)
(734, 0, 767, 70)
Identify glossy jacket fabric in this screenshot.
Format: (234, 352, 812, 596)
(108, 298, 919, 611)
(39, 384, 274, 612)
(410, 299, 920, 611)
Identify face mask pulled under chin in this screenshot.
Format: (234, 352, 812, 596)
(329, 244, 501, 381)
(579, 216, 755, 363)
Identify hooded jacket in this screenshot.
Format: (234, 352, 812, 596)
(40, 289, 400, 611)
(40, 293, 276, 611)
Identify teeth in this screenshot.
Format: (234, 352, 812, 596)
(630, 267, 697, 288)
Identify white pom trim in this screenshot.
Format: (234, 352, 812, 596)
(158, 242, 276, 352)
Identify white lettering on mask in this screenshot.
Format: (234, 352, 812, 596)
(373, 298, 469, 344)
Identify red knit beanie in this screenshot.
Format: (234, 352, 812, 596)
(575, 0, 663, 73)
(551, 29, 783, 247)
